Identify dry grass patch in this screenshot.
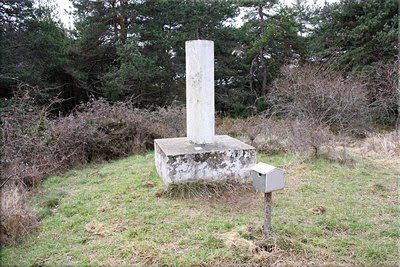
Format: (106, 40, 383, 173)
(157, 179, 254, 199)
(0, 185, 38, 246)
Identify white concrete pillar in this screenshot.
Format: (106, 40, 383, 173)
(185, 40, 215, 144)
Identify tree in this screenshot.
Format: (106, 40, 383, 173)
(0, 1, 74, 111)
(236, 2, 306, 114)
(1, 0, 35, 98)
(0, 0, 35, 31)
(309, 0, 398, 72)
(73, 0, 239, 107)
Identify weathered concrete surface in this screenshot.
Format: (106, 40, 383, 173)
(185, 40, 215, 144)
(155, 135, 256, 184)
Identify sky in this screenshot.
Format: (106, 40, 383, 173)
(54, 0, 338, 29)
(56, 0, 73, 28)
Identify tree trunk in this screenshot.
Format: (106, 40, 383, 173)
(110, 0, 118, 40)
(118, 0, 127, 44)
(258, 4, 267, 95)
(260, 49, 267, 95)
(249, 57, 257, 95)
(397, 62, 400, 132)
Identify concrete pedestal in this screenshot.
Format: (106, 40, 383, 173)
(155, 135, 256, 185)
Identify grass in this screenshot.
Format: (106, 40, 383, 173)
(1, 152, 399, 266)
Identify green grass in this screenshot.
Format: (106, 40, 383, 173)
(1, 152, 399, 266)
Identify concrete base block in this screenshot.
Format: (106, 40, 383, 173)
(154, 135, 256, 185)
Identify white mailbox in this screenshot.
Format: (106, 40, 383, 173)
(250, 163, 284, 193)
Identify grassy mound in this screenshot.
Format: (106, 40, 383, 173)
(1, 152, 398, 266)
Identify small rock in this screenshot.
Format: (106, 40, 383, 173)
(142, 181, 155, 187)
(97, 206, 106, 212)
(309, 205, 326, 214)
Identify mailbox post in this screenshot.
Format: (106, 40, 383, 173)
(250, 163, 285, 237)
(264, 191, 272, 236)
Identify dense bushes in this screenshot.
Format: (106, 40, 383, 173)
(269, 65, 371, 133)
(269, 61, 399, 131)
(367, 60, 399, 126)
(0, 93, 186, 246)
(0, 95, 184, 189)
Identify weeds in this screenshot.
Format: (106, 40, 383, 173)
(157, 179, 253, 199)
(0, 184, 38, 246)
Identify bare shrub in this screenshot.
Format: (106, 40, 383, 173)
(216, 117, 239, 137)
(217, 116, 288, 153)
(1, 90, 60, 187)
(285, 119, 335, 158)
(148, 106, 186, 138)
(54, 99, 155, 163)
(217, 117, 261, 145)
(217, 116, 336, 159)
(367, 59, 399, 127)
(1, 97, 185, 188)
(269, 64, 371, 134)
(0, 91, 186, 245)
(0, 184, 37, 246)
(253, 117, 289, 154)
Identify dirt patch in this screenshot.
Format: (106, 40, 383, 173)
(141, 181, 155, 187)
(85, 220, 126, 237)
(308, 205, 326, 214)
(85, 220, 110, 237)
(222, 229, 259, 254)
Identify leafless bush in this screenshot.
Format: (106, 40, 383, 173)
(1, 90, 60, 187)
(285, 119, 335, 158)
(367, 59, 399, 127)
(217, 116, 336, 159)
(252, 117, 290, 154)
(0, 92, 185, 246)
(269, 64, 371, 134)
(147, 106, 186, 138)
(0, 184, 37, 246)
(54, 99, 156, 163)
(1, 97, 185, 187)
(216, 117, 238, 136)
(217, 117, 266, 146)
(217, 116, 286, 152)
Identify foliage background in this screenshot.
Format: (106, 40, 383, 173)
(1, 0, 398, 121)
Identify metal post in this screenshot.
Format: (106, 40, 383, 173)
(263, 192, 272, 237)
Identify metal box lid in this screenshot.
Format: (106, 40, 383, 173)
(250, 162, 284, 174)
